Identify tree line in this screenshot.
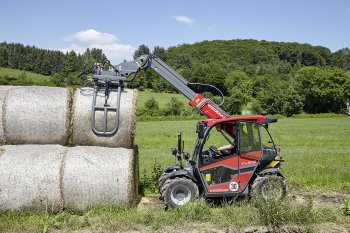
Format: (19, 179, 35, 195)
(132, 40, 350, 116)
(0, 42, 106, 86)
(0, 40, 350, 115)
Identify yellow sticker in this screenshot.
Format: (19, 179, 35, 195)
(206, 174, 211, 182)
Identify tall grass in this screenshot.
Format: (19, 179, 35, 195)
(0, 198, 344, 232)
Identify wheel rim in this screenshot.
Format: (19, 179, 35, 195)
(261, 180, 283, 200)
(170, 184, 192, 206)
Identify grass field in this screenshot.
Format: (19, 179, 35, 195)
(136, 90, 189, 110)
(0, 85, 349, 232)
(136, 117, 350, 192)
(0, 67, 51, 83)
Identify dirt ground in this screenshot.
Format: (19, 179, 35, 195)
(137, 189, 349, 210)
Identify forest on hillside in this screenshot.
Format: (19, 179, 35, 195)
(0, 40, 349, 115)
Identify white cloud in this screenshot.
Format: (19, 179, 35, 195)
(64, 29, 118, 44)
(58, 29, 135, 64)
(171, 16, 195, 25)
(89, 43, 134, 64)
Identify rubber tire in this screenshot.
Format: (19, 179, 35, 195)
(250, 175, 287, 201)
(161, 177, 199, 209)
(157, 172, 172, 199)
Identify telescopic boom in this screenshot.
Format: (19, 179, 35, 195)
(118, 55, 230, 119)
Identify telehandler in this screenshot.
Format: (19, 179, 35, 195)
(79, 55, 287, 209)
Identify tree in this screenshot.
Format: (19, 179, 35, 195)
(224, 70, 252, 114)
(144, 98, 160, 116)
(225, 70, 249, 91)
(90, 48, 106, 62)
(153, 46, 167, 61)
(165, 97, 184, 116)
(65, 73, 79, 86)
(0, 46, 8, 66)
(40, 53, 52, 75)
(51, 73, 65, 87)
(256, 86, 304, 116)
(295, 66, 350, 113)
(301, 49, 326, 66)
(133, 44, 150, 59)
(62, 51, 79, 76)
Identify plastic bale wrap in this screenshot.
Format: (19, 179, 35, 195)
(4, 86, 71, 145)
(72, 89, 137, 148)
(0, 145, 65, 212)
(62, 146, 138, 212)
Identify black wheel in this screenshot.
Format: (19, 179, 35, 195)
(161, 177, 199, 209)
(157, 173, 172, 199)
(251, 175, 286, 201)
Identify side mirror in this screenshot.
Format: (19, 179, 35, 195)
(183, 152, 190, 160)
(197, 123, 206, 139)
(171, 148, 177, 156)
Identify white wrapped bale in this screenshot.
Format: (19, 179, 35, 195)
(0, 145, 65, 212)
(0, 86, 15, 145)
(0, 145, 138, 212)
(63, 146, 137, 212)
(72, 89, 137, 149)
(4, 86, 71, 145)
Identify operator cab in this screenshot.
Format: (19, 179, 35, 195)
(194, 116, 280, 197)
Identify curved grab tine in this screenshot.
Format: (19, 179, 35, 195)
(90, 85, 122, 137)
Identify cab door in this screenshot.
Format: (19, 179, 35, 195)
(235, 121, 263, 192)
(198, 121, 262, 196)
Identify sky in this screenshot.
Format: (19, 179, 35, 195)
(1, 0, 350, 64)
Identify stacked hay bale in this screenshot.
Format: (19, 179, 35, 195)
(0, 86, 138, 212)
(72, 89, 137, 148)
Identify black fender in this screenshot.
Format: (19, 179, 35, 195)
(164, 165, 181, 173)
(167, 169, 198, 183)
(259, 168, 285, 178)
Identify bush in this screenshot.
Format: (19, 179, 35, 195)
(295, 66, 350, 113)
(10, 72, 34, 86)
(139, 160, 163, 194)
(256, 86, 304, 117)
(144, 98, 160, 116)
(164, 97, 184, 116)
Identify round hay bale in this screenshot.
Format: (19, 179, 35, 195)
(4, 86, 71, 145)
(63, 146, 137, 212)
(0, 86, 15, 145)
(0, 145, 138, 212)
(0, 145, 65, 212)
(72, 88, 137, 148)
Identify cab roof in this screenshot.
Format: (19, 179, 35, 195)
(199, 115, 277, 127)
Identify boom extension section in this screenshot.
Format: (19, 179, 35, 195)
(119, 55, 230, 119)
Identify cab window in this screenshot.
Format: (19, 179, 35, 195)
(239, 121, 261, 154)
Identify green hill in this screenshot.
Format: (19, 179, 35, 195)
(0, 67, 51, 85)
